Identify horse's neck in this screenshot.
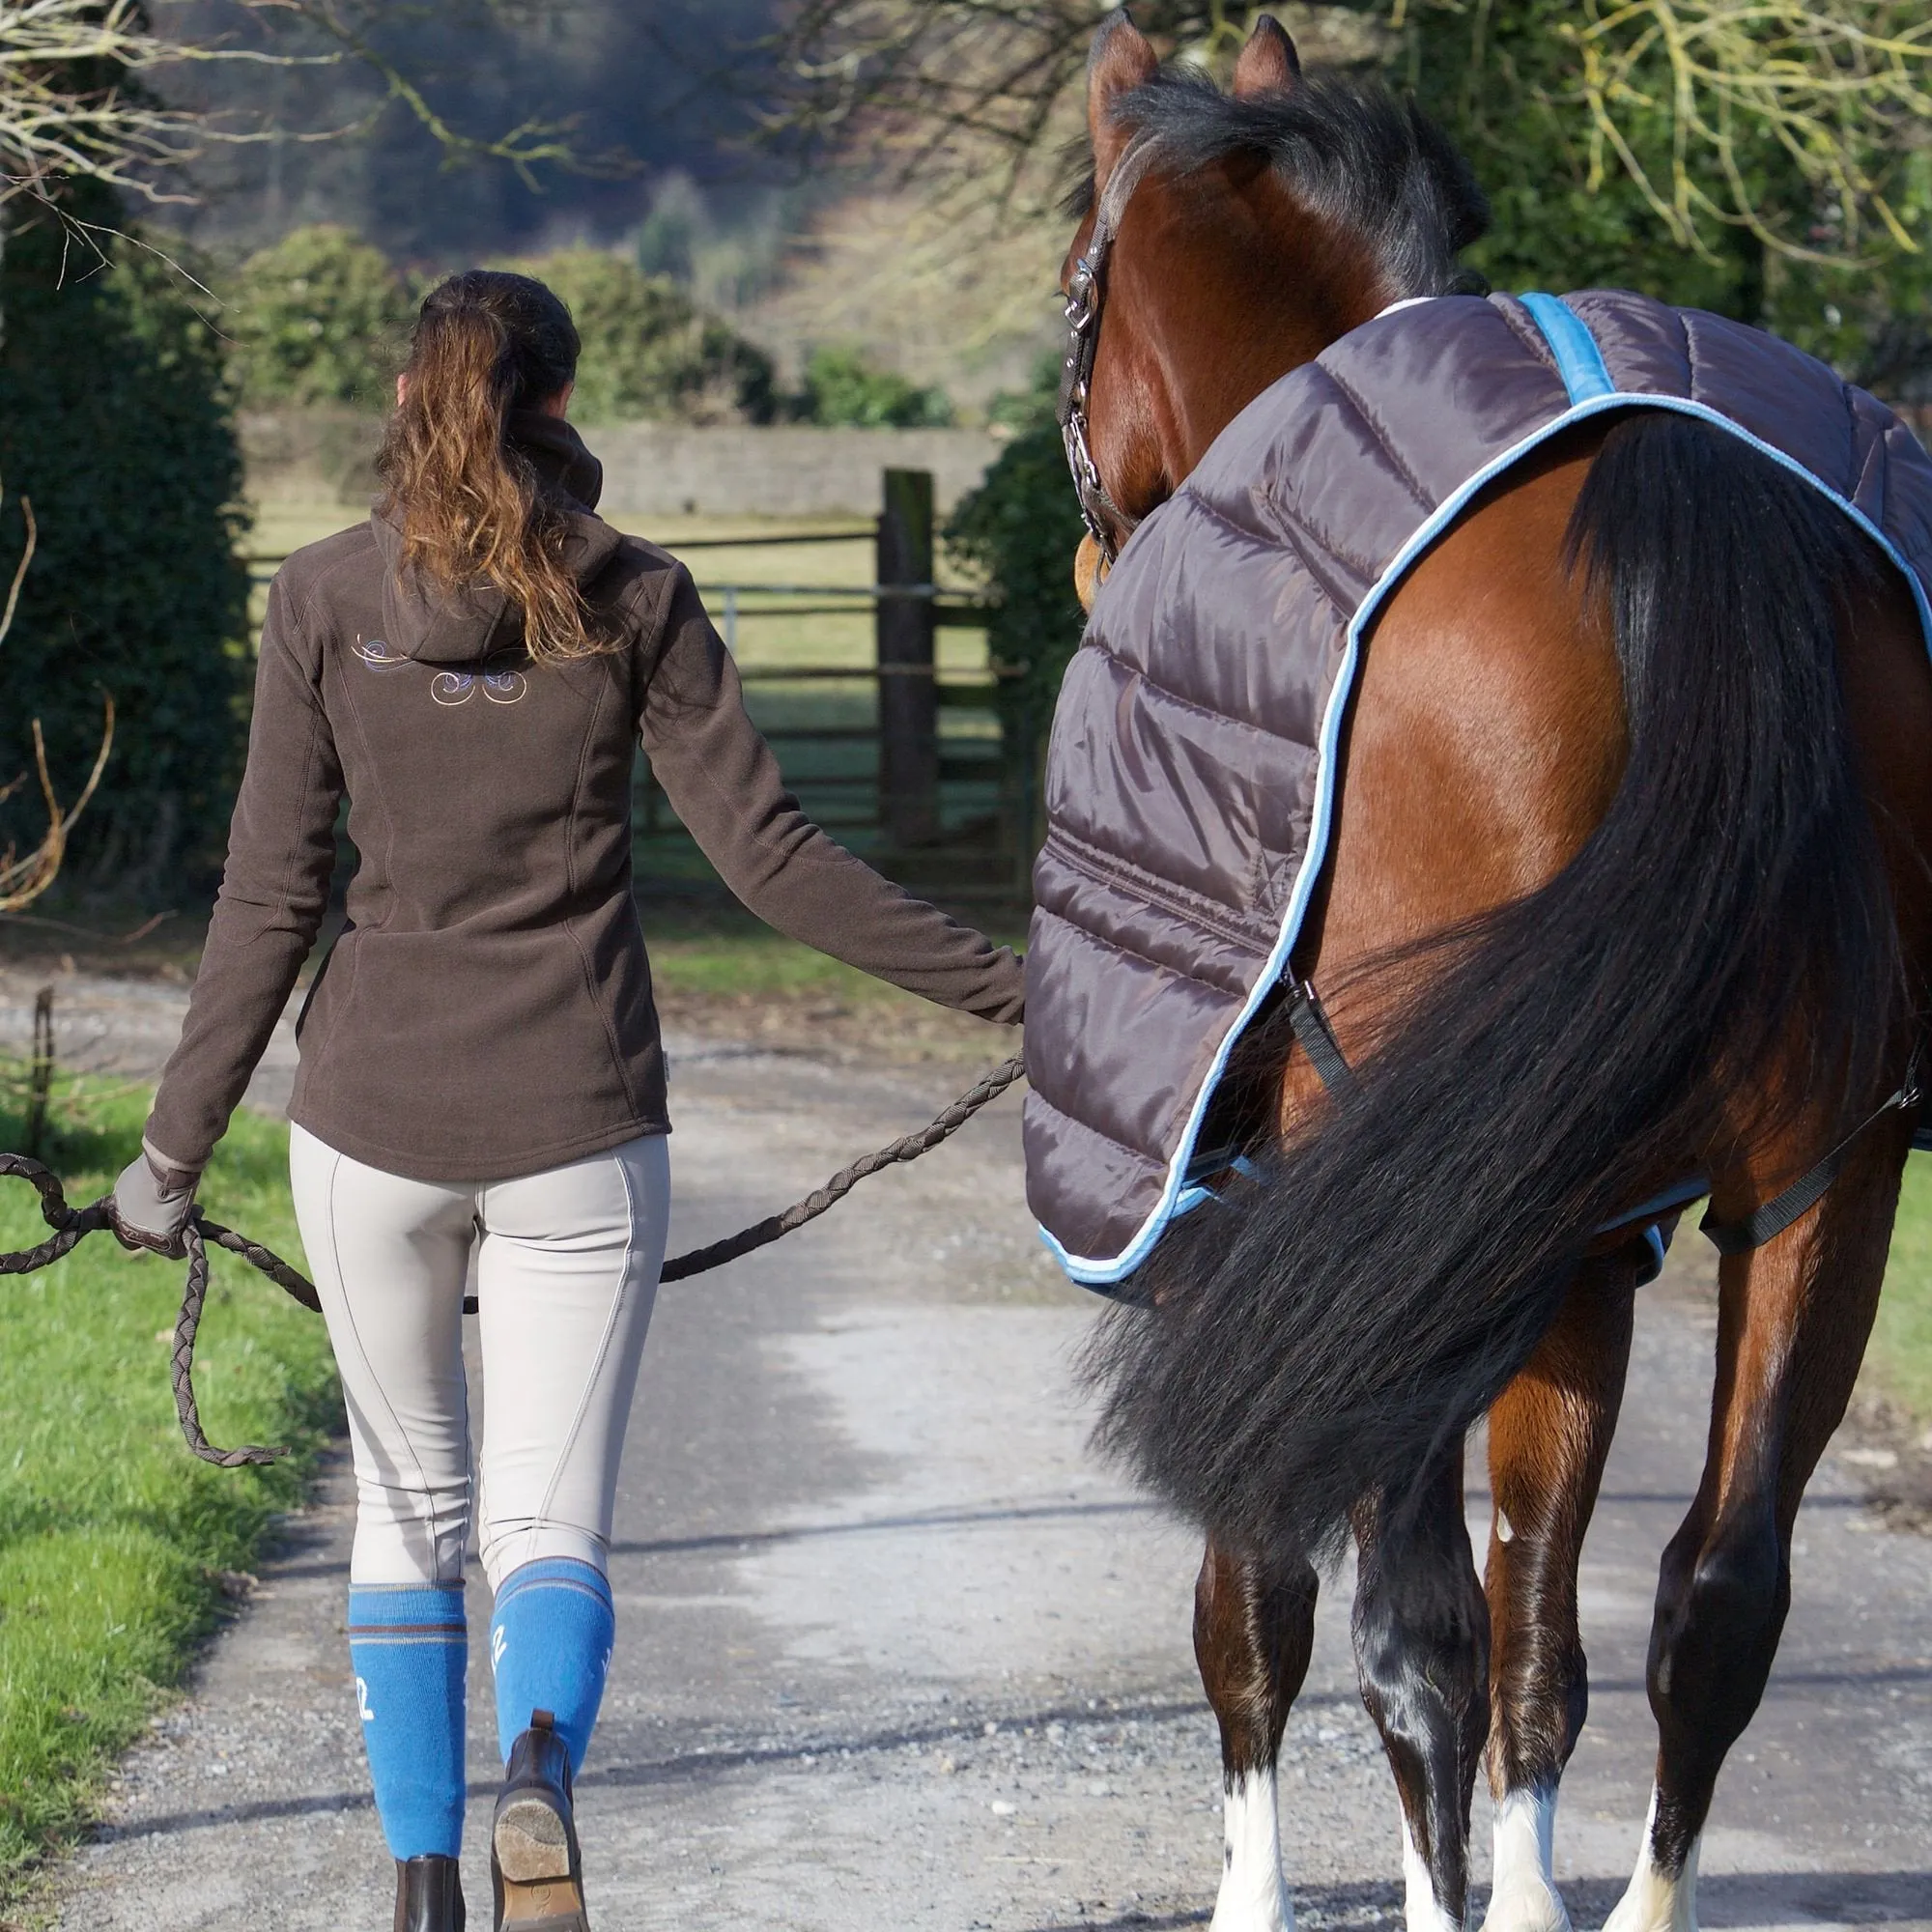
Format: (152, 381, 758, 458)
(1163, 208, 1394, 477)
(1166, 308, 1368, 476)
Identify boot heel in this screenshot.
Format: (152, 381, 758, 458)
(491, 1710, 588, 1930)
(494, 1793, 571, 1885)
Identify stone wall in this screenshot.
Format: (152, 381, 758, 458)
(241, 409, 1007, 519)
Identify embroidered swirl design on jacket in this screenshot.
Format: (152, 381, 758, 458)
(354, 639, 529, 707)
(354, 638, 411, 674)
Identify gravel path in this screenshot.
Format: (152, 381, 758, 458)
(6, 970, 1929, 1932)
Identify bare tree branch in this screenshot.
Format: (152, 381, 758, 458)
(0, 486, 114, 913)
(0, 0, 629, 218)
(1555, 1, 1932, 263)
(0, 701, 115, 911)
(0, 491, 34, 646)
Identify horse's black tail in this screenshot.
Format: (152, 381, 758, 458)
(1082, 411, 1908, 1569)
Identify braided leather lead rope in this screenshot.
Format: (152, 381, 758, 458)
(0, 1053, 1026, 1465)
(659, 1052, 1026, 1282)
(0, 1153, 283, 1467)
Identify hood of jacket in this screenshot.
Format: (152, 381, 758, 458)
(372, 412, 623, 666)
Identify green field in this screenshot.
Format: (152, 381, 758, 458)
(248, 507, 991, 675)
(0, 1071, 331, 1895)
(637, 895, 1028, 1005)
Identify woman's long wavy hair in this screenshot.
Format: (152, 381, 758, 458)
(376, 270, 611, 663)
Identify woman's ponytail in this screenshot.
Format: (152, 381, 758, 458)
(376, 270, 610, 663)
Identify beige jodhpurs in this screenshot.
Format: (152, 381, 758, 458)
(288, 1124, 670, 1591)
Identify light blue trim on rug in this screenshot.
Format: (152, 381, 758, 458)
(1044, 320, 1932, 1288)
(1519, 293, 1617, 403)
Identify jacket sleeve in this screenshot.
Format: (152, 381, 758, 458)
(636, 567, 1025, 1024)
(145, 573, 346, 1170)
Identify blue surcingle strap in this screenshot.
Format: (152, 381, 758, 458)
(1519, 294, 1617, 405)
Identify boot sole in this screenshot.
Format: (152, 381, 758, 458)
(493, 1794, 587, 1928)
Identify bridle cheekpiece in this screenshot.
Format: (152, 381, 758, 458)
(1057, 135, 1161, 570)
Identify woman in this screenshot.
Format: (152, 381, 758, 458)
(110, 270, 1023, 1932)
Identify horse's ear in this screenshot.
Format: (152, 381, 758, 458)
(1233, 14, 1301, 97)
(1088, 11, 1159, 185)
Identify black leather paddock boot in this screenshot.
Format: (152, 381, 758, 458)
(491, 1710, 588, 1930)
(394, 1854, 466, 1932)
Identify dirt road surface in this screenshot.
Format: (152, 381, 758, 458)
(6, 968, 1930, 1932)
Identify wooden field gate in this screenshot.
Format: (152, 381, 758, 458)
(635, 468, 1037, 898)
(246, 468, 1038, 901)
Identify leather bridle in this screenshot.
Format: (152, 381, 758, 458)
(1058, 135, 1163, 569)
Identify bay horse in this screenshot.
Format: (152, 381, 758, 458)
(1059, 14, 1932, 1932)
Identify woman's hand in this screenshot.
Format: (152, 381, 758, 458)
(110, 1144, 203, 1258)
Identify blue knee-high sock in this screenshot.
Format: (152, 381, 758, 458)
(346, 1585, 468, 1860)
(489, 1558, 614, 1774)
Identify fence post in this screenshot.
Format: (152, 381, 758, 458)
(876, 468, 939, 848)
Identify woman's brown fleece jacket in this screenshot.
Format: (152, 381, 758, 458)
(145, 415, 1024, 1182)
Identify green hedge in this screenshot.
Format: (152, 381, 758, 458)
(0, 198, 252, 888)
(945, 367, 1086, 737)
(1397, 0, 1932, 383)
(801, 346, 952, 428)
(227, 224, 415, 410)
(492, 248, 778, 426)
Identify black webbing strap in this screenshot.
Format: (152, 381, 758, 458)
(1700, 1151, 1850, 1259)
(1139, 977, 1352, 1224)
(1286, 979, 1358, 1099)
(1255, 983, 1927, 1264)
(1701, 1049, 1925, 1258)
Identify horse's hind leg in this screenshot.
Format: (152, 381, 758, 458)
(1352, 1448, 1491, 1932)
(1605, 1127, 1909, 1932)
(1481, 1250, 1641, 1932)
(1195, 1537, 1320, 1931)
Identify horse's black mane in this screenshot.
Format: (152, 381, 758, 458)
(1069, 67, 1491, 300)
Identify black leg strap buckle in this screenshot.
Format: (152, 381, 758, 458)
(1702, 1040, 1926, 1257)
(1286, 978, 1358, 1100)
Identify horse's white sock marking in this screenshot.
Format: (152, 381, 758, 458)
(1210, 1767, 1293, 1932)
(1402, 1820, 1463, 1932)
(1480, 1786, 1569, 1932)
(1603, 1788, 1699, 1932)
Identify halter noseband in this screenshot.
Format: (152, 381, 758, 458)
(1058, 136, 1162, 569)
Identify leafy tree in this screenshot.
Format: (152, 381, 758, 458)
(0, 192, 251, 890)
(228, 223, 415, 408)
(499, 249, 778, 424)
(636, 175, 705, 285)
(862, 2, 1932, 762)
(767, 1, 1932, 387)
(800, 346, 955, 427)
(945, 361, 1084, 729)
(1392, 0, 1932, 380)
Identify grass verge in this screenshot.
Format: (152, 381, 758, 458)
(0, 1065, 334, 1903)
(637, 895, 1030, 1067)
(639, 895, 1027, 1002)
(1871, 1156, 1932, 1425)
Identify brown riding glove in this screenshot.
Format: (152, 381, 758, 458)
(110, 1141, 203, 1259)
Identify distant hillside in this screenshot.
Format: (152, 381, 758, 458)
(147, 0, 1063, 418)
(157, 0, 780, 262)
